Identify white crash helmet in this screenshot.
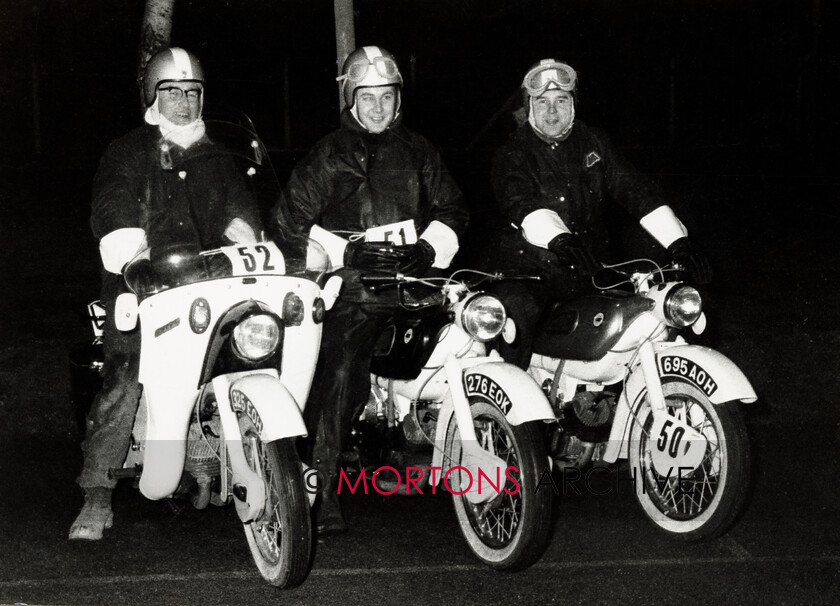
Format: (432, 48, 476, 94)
(337, 46, 403, 109)
(143, 47, 205, 107)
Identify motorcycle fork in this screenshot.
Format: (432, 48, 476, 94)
(212, 374, 266, 523)
(639, 340, 667, 417)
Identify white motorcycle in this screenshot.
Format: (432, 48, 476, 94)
(95, 120, 342, 587)
(342, 270, 556, 571)
(526, 261, 756, 540)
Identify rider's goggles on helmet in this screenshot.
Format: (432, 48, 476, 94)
(336, 56, 400, 84)
(522, 61, 577, 97)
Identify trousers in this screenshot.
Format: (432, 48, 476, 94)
(304, 274, 401, 484)
(77, 273, 142, 490)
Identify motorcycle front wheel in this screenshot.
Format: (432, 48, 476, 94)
(628, 380, 750, 541)
(239, 422, 312, 588)
(445, 398, 553, 571)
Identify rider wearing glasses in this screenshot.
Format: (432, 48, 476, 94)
(273, 45, 468, 536)
(485, 59, 712, 369)
(70, 47, 262, 540)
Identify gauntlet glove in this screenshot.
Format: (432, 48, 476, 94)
(393, 240, 436, 277)
(667, 237, 713, 284)
(548, 233, 601, 275)
(343, 241, 405, 273)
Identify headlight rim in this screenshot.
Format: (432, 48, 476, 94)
(232, 312, 282, 361)
(460, 293, 507, 343)
(664, 284, 703, 328)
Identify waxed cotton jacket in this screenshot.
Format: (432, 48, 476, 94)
(489, 121, 666, 272)
(91, 125, 263, 250)
(278, 110, 468, 241)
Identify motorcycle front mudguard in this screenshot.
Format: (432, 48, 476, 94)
(225, 372, 308, 442)
(215, 371, 308, 523)
(429, 355, 554, 471)
(602, 342, 757, 464)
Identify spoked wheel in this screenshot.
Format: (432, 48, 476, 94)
(239, 419, 312, 588)
(446, 398, 552, 571)
(628, 380, 750, 541)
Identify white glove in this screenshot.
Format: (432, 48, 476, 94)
(224, 218, 258, 244)
(99, 228, 147, 274)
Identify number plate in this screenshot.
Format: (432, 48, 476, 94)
(464, 374, 512, 415)
(650, 415, 708, 475)
(219, 242, 285, 276)
(365, 220, 417, 245)
(658, 355, 718, 397)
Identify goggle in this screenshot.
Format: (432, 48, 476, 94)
(522, 60, 577, 97)
(336, 56, 400, 84)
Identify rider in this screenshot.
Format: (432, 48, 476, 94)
(272, 45, 469, 535)
(70, 47, 263, 540)
(487, 58, 712, 369)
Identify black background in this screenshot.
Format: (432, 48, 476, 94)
(3, 0, 838, 176)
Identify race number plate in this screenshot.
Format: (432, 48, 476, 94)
(365, 219, 418, 245)
(219, 242, 285, 276)
(649, 414, 708, 475)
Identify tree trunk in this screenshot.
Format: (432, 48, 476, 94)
(333, 0, 355, 112)
(137, 0, 175, 107)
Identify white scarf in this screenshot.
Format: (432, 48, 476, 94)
(144, 98, 206, 149)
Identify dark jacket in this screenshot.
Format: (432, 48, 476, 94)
(90, 124, 263, 311)
(489, 121, 666, 275)
(91, 125, 262, 250)
(278, 110, 468, 240)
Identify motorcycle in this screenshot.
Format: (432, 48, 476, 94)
(76, 119, 343, 588)
(340, 270, 556, 571)
(526, 260, 756, 540)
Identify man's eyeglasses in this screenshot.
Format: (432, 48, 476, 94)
(158, 86, 203, 102)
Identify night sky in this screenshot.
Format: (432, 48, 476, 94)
(2, 0, 838, 214)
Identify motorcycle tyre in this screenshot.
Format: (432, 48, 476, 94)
(240, 431, 312, 588)
(628, 380, 750, 541)
(446, 398, 553, 571)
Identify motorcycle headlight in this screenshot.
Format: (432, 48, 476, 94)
(461, 295, 507, 342)
(233, 314, 281, 360)
(664, 285, 702, 327)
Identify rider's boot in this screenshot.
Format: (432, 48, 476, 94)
(314, 471, 347, 536)
(68, 487, 114, 541)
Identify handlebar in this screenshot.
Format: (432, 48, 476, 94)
(359, 274, 418, 288)
(360, 270, 541, 291)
